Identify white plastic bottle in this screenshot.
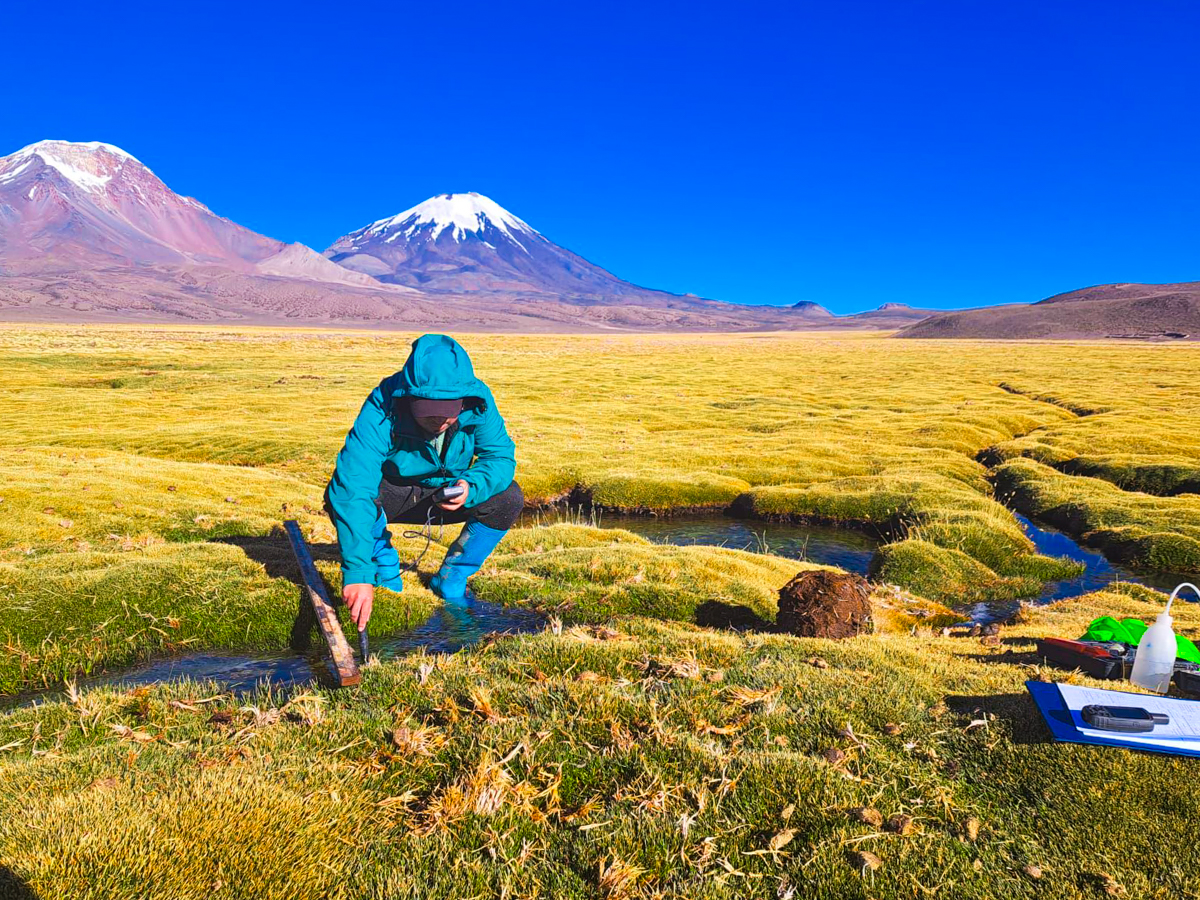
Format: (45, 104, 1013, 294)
(1130, 582, 1197, 693)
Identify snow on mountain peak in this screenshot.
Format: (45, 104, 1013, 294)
(0, 140, 150, 193)
(365, 192, 537, 251)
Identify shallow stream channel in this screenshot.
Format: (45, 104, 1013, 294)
(8, 512, 1188, 705)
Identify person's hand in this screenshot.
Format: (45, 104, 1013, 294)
(436, 479, 470, 512)
(343, 583, 374, 629)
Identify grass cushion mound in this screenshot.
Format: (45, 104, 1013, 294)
(480, 539, 813, 625)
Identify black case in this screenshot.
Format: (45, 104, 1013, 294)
(1035, 640, 1126, 680)
(1174, 669, 1200, 696)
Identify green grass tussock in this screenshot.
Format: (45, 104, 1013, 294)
(495, 521, 652, 554)
(482, 540, 810, 624)
(870, 539, 1040, 603)
(987, 411, 1200, 497)
(580, 472, 752, 511)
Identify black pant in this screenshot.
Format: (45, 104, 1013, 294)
(377, 480, 524, 530)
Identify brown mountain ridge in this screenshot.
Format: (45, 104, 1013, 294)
(899, 282, 1200, 340)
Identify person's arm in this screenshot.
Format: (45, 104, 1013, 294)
(461, 395, 516, 505)
(325, 383, 391, 586)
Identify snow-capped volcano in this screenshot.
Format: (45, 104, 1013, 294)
(0, 139, 284, 271)
(362, 192, 537, 251)
(0, 140, 402, 294)
(325, 192, 695, 304)
(1, 140, 152, 194)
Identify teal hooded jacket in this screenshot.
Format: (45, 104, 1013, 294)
(325, 335, 516, 585)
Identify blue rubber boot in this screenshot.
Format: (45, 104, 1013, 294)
(370, 507, 405, 592)
(429, 520, 506, 605)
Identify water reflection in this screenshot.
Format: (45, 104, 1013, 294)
(593, 514, 878, 575)
(9, 600, 544, 705)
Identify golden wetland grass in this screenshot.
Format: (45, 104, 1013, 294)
(2, 325, 1200, 898)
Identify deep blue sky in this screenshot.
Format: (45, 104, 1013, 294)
(5, 1, 1198, 312)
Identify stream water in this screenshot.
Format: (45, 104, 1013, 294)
(9, 512, 1188, 703)
(1014, 514, 1187, 601)
(7, 601, 545, 707)
(596, 515, 879, 575)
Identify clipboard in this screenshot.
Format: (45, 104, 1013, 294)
(1026, 681, 1200, 758)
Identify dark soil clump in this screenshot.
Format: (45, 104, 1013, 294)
(776, 570, 872, 638)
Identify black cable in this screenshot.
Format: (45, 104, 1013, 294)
(400, 503, 445, 572)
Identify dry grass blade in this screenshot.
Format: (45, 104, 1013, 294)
(769, 828, 796, 851)
(377, 790, 419, 810)
(641, 650, 702, 680)
(391, 723, 446, 757)
(723, 685, 781, 710)
(836, 722, 867, 749)
(468, 687, 503, 722)
(240, 705, 281, 727)
(281, 692, 325, 726)
(417, 753, 542, 835)
(598, 856, 648, 899)
(109, 723, 154, 743)
(417, 660, 436, 685)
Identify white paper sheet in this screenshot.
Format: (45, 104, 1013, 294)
(1057, 683, 1200, 752)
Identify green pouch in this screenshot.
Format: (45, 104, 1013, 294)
(1119, 617, 1148, 645)
(1081, 615, 1200, 664)
(1082, 616, 1135, 644)
(1176, 634, 1200, 664)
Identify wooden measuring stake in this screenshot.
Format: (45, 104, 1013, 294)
(283, 519, 361, 687)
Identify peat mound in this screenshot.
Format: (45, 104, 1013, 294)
(776, 570, 872, 638)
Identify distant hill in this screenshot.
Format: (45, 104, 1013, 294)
(790, 301, 834, 318)
(841, 302, 938, 328)
(898, 282, 1200, 340)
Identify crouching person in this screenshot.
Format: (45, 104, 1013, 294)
(324, 334, 522, 629)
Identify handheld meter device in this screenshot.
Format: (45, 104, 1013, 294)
(434, 483, 466, 503)
(1080, 704, 1170, 733)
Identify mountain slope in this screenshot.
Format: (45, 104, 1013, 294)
(843, 302, 940, 328)
(255, 242, 419, 292)
(898, 282, 1200, 340)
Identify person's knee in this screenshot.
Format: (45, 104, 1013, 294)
(503, 480, 524, 511)
(502, 481, 524, 521)
(476, 481, 523, 529)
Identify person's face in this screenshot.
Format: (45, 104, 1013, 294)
(416, 414, 457, 435)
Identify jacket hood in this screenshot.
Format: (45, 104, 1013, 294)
(397, 334, 488, 406)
